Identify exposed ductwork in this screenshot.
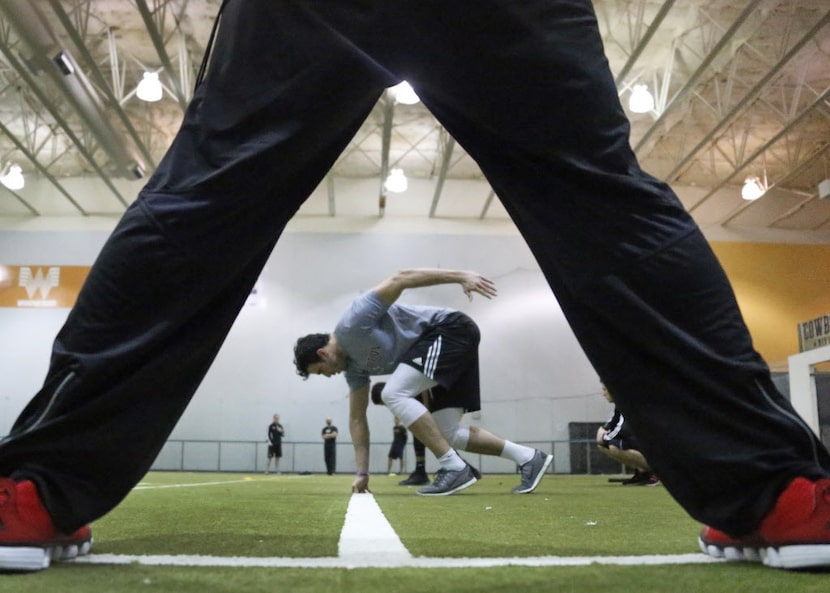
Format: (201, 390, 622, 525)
(0, 0, 145, 181)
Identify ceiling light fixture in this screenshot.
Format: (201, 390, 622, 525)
(136, 71, 163, 102)
(384, 168, 408, 193)
(390, 81, 420, 105)
(741, 176, 766, 201)
(628, 84, 654, 114)
(0, 163, 24, 191)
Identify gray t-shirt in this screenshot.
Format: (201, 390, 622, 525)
(335, 291, 449, 391)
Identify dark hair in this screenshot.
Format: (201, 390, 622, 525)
(370, 382, 386, 406)
(294, 333, 329, 379)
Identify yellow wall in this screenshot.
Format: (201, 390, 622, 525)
(710, 241, 830, 367)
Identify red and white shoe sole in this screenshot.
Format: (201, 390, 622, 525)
(0, 537, 92, 572)
(700, 538, 830, 569)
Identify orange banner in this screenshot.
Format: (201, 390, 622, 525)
(0, 265, 90, 308)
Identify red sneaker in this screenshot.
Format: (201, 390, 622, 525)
(698, 525, 765, 563)
(0, 478, 93, 572)
(700, 478, 830, 569)
(757, 477, 830, 569)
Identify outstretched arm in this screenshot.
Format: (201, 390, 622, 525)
(373, 269, 497, 306)
(349, 385, 371, 493)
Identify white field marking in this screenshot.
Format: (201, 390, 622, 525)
(73, 490, 718, 569)
(72, 553, 717, 569)
(133, 478, 259, 490)
(337, 493, 412, 565)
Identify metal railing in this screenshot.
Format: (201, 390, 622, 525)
(150, 438, 627, 475)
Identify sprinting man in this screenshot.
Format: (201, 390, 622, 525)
(294, 268, 553, 496)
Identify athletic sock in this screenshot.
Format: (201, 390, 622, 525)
(437, 449, 466, 471)
(500, 441, 535, 466)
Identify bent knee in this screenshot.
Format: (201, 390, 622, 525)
(445, 425, 471, 450)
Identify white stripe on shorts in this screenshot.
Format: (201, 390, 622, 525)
(424, 335, 442, 379)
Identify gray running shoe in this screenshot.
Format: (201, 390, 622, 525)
(416, 464, 478, 496)
(512, 449, 553, 494)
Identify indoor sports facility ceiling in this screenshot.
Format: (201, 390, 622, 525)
(0, 0, 828, 239)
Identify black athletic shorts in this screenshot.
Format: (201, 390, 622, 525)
(600, 429, 641, 451)
(388, 442, 406, 459)
(400, 311, 481, 414)
(268, 444, 282, 458)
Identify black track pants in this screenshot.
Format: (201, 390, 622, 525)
(1, 0, 827, 536)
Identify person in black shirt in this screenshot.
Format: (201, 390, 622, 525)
(321, 418, 338, 475)
(266, 414, 284, 474)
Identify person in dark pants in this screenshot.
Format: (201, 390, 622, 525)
(321, 418, 338, 475)
(399, 435, 430, 487)
(1, 0, 829, 572)
(387, 418, 408, 476)
(265, 414, 285, 474)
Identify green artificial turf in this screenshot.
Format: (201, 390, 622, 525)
(6, 562, 830, 593)
(93, 473, 349, 557)
(375, 473, 699, 557)
(3, 472, 829, 593)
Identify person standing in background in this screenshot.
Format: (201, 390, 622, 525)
(265, 414, 284, 474)
(322, 418, 338, 475)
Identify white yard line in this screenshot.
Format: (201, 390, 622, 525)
(72, 490, 717, 569)
(72, 553, 717, 568)
(337, 492, 412, 565)
(133, 478, 257, 490)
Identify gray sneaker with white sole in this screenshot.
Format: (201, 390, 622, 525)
(416, 464, 478, 496)
(512, 449, 553, 494)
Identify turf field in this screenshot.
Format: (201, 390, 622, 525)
(3, 472, 828, 592)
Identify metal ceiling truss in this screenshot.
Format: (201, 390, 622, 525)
(691, 84, 830, 214)
(0, 0, 827, 231)
(0, 1, 140, 197)
(618, 1, 830, 228)
(377, 93, 394, 217)
(663, 10, 830, 184)
(46, 0, 156, 169)
(429, 132, 454, 218)
(335, 91, 450, 217)
(134, 0, 190, 109)
(0, 112, 87, 215)
(632, 0, 767, 152)
(333, 101, 386, 175)
(0, 0, 197, 215)
(726, 140, 830, 228)
(611, 0, 678, 87)
(328, 0, 830, 223)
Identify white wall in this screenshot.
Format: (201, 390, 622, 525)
(0, 220, 608, 455)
